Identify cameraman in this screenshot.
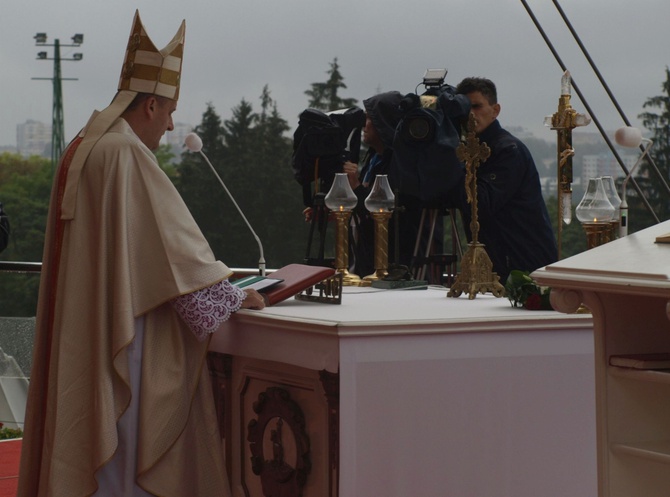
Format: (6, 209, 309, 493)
(446, 77, 558, 283)
(343, 91, 423, 278)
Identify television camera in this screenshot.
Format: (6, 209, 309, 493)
(393, 68, 471, 208)
(291, 106, 366, 266)
(391, 69, 472, 284)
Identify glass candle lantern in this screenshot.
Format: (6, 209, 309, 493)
(601, 175, 622, 240)
(576, 177, 616, 248)
(324, 173, 360, 286)
(362, 175, 394, 285)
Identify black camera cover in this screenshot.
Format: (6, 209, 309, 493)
(393, 87, 471, 208)
(291, 107, 365, 206)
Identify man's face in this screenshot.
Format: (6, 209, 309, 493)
(146, 97, 177, 151)
(362, 116, 383, 151)
(466, 91, 500, 134)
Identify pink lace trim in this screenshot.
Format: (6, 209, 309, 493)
(171, 279, 245, 341)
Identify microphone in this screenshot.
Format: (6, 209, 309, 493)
(185, 132, 266, 276)
(614, 126, 654, 237)
(614, 126, 642, 148)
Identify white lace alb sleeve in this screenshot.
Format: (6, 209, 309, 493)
(171, 279, 246, 341)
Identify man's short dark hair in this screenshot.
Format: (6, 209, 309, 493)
(123, 92, 171, 112)
(456, 77, 497, 105)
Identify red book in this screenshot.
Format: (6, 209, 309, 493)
(260, 264, 335, 306)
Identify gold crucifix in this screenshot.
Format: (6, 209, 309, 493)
(448, 113, 505, 299)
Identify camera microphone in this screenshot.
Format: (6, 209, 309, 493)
(185, 132, 266, 276)
(398, 93, 420, 113)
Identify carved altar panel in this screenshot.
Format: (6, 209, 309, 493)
(230, 357, 338, 497)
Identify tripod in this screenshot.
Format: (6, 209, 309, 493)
(304, 192, 334, 267)
(411, 208, 463, 286)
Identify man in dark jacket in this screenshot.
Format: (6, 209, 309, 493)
(448, 77, 557, 283)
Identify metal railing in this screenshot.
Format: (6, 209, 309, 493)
(0, 260, 265, 431)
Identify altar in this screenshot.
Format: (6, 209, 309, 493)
(209, 285, 597, 497)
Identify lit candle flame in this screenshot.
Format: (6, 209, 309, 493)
(339, 205, 344, 212)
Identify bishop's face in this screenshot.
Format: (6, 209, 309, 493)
(145, 97, 177, 151)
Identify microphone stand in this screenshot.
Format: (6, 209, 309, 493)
(197, 150, 266, 276)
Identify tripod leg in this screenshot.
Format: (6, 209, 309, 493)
(445, 209, 463, 286)
(419, 209, 439, 282)
(411, 209, 427, 280)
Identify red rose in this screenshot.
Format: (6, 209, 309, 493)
(524, 293, 542, 310)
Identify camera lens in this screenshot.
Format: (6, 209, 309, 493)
(407, 117, 432, 141)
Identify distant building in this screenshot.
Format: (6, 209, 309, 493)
(165, 122, 193, 161)
(16, 120, 51, 158)
(581, 153, 639, 184)
(0, 145, 18, 154)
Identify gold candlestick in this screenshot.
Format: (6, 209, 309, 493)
(361, 174, 395, 286)
(581, 222, 611, 249)
(545, 71, 591, 259)
(325, 172, 361, 286)
(362, 210, 393, 285)
(332, 209, 361, 286)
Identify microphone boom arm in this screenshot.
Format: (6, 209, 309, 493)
(198, 151, 266, 276)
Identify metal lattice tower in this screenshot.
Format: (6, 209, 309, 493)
(33, 33, 83, 173)
(51, 39, 65, 167)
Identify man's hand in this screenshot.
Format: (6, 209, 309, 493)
(342, 161, 360, 189)
(241, 288, 266, 310)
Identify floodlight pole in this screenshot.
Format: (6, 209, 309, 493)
(32, 34, 83, 173)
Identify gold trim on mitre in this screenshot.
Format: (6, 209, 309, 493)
(59, 11, 185, 220)
(118, 10, 185, 101)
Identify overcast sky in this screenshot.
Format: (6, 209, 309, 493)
(2, 0, 668, 148)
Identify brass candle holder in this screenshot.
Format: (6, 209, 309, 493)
(448, 113, 505, 300)
(361, 174, 395, 286)
(325, 173, 361, 286)
(581, 222, 612, 249)
(544, 71, 591, 259)
(331, 209, 361, 286)
(362, 210, 393, 285)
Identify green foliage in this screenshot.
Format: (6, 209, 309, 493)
(0, 423, 23, 440)
(545, 195, 588, 259)
(176, 89, 308, 270)
(636, 66, 670, 229)
(504, 270, 552, 310)
(304, 57, 358, 111)
(154, 143, 177, 180)
(0, 153, 52, 316)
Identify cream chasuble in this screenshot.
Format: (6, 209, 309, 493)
(18, 117, 233, 497)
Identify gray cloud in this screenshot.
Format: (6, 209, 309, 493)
(2, 0, 668, 147)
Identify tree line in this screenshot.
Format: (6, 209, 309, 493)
(1, 60, 669, 317)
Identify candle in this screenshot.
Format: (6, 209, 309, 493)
(561, 70, 571, 96)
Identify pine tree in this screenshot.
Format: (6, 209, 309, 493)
(304, 57, 358, 111)
(0, 153, 52, 316)
(176, 103, 230, 258)
(254, 85, 310, 266)
(635, 67, 670, 230)
(176, 91, 310, 270)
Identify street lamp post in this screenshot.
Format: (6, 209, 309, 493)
(32, 33, 84, 172)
